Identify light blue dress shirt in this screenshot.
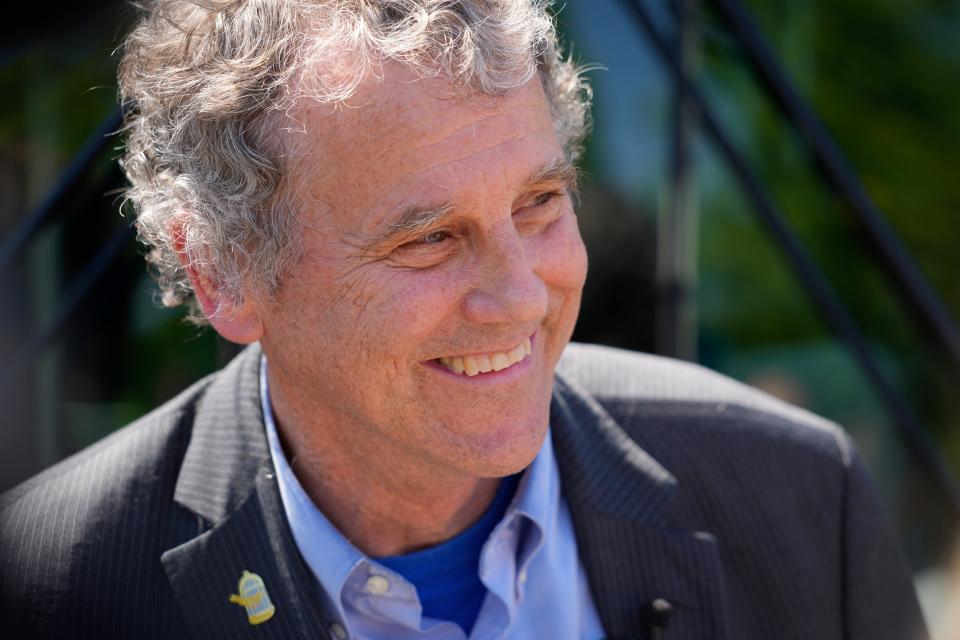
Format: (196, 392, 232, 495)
(260, 358, 605, 639)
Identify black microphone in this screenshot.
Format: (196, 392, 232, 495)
(648, 597, 673, 639)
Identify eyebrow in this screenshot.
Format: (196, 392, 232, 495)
(529, 156, 580, 197)
(367, 156, 579, 246)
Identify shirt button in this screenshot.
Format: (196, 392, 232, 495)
(518, 569, 528, 584)
(365, 575, 390, 595)
(329, 622, 348, 640)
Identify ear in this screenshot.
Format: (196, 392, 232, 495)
(170, 216, 264, 345)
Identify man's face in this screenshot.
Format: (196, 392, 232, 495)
(258, 63, 587, 479)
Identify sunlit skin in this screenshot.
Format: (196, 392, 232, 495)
(184, 61, 588, 556)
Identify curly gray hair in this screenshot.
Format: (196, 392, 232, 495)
(118, 0, 593, 319)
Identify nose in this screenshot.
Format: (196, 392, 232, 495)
(461, 224, 548, 325)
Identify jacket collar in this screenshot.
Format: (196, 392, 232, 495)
(164, 343, 334, 639)
(551, 370, 729, 640)
(172, 343, 270, 524)
(550, 373, 678, 524)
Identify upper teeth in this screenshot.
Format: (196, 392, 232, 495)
(438, 338, 532, 376)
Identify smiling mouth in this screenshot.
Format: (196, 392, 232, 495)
(435, 337, 533, 376)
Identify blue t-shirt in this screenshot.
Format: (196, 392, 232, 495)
(376, 474, 521, 635)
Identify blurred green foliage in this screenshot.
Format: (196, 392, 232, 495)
(696, 0, 960, 476)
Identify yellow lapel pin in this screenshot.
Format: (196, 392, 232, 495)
(229, 570, 276, 625)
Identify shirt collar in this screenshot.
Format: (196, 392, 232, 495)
(507, 421, 555, 575)
(260, 355, 559, 631)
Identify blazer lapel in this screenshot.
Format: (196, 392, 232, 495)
(551, 374, 728, 640)
(162, 345, 331, 639)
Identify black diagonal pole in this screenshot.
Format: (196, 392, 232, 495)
(656, 0, 700, 361)
(704, 0, 960, 370)
(617, 0, 960, 512)
(0, 108, 123, 273)
(1, 223, 134, 396)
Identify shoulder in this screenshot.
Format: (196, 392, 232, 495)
(556, 346, 923, 637)
(558, 342, 838, 433)
(558, 341, 847, 443)
(1, 372, 215, 515)
(556, 342, 856, 493)
(0, 372, 217, 633)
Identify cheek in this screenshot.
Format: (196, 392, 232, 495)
(533, 212, 588, 292)
(379, 266, 462, 316)
(324, 265, 465, 360)
(268, 262, 388, 368)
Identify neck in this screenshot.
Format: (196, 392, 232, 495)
(267, 371, 502, 557)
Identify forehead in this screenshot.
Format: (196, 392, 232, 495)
(289, 61, 562, 230)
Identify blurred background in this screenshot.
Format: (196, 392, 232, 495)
(1, 0, 958, 635)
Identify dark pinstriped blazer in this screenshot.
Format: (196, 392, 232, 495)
(0, 343, 926, 639)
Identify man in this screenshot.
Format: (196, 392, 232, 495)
(0, 1, 927, 638)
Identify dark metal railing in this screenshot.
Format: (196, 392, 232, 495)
(706, 0, 960, 371)
(0, 222, 134, 397)
(618, 0, 960, 511)
(655, 0, 700, 360)
(0, 108, 123, 273)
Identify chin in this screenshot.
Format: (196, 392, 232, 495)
(462, 412, 550, 478)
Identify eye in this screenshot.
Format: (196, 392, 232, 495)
(520, 190, 569, 213)
(529, 191, 562, 207)
(513, 190, 568, 236)
(417, 231, 451, 245)
(397, 229, 454, 251)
